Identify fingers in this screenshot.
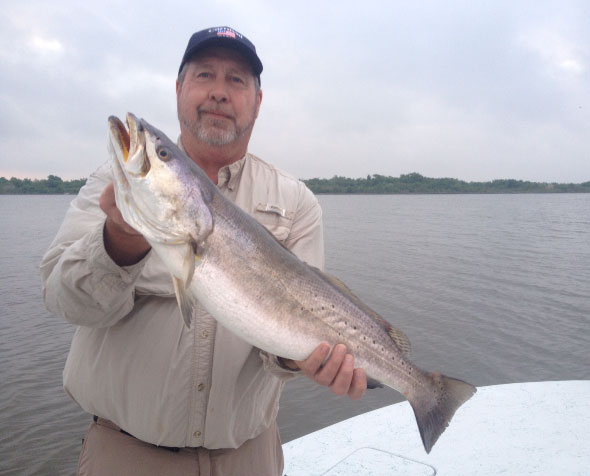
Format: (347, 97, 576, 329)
(348, 368, 367, 400)
(297, 342, 367, 400)
(100, 182, 151, 266)
(315, 344, 348, 388)
(100, 182, 141, 236)
(326, 352, 354, 394)
(99, 182, 117, 213)
(295, 342, 330, 377)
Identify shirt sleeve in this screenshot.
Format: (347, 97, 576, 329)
(40, 161, 150, 327)
(284, 182, 325, 270)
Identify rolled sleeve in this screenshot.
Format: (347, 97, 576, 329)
(259, 351, 301, 380)
(40, 161, 149, 328)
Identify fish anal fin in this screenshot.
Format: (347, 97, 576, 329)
(366, 377, 385, 389)
(388, 327, 411, 357)
(172, 276, 194, 328)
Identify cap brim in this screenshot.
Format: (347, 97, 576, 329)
(179, 37, 263, 77)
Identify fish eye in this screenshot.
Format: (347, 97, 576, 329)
(157, 148, 170, 161)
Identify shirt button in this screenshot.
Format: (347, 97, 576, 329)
(197, 383, 205, 392)
(194, 430, 201, 438)
(200, 330, 209, 339)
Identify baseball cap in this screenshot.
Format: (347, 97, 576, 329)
(178, 26, 263, 82)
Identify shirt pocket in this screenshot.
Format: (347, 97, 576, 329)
(255, 203, 294, 243)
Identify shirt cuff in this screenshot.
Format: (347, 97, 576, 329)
(87, 221, 150, 293)
(259, 351, 301, 381)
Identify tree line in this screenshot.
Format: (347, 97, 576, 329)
(0, 175, 87, 194)
(1, 172, 589, 195)
(304, 173, 590, 194)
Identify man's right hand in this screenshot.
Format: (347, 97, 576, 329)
(100, 182, 151, 266)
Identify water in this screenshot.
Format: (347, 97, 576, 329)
(1, 194, 589, 474)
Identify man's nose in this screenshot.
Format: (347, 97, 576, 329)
(209, 78, 229, 103)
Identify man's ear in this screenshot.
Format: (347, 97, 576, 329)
(254, 89, 263, 119)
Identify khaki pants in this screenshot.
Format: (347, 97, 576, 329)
(77, 418, 284, 476)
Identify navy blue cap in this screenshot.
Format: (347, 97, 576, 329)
(179, 26, 263, 81)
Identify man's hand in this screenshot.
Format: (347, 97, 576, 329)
(100, 182, 151, 266)
(282, 342, 367, 400)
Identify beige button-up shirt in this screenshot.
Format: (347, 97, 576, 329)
(40, 152, 324, 449)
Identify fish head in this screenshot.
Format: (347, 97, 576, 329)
(107, 112, 214, 250)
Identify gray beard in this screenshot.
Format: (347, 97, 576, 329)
(180, 113, 254, 147)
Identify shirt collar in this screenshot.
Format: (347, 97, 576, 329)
(177, 136, 247, 190)
(217, 156, 246, 190)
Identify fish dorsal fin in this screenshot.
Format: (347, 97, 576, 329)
(388, 327, 411, 357)
(310, 266, 411, 357)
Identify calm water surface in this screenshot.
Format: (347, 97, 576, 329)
(1, 194, 589, 475)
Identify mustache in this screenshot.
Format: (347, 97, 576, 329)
(197, 107, 235, 120)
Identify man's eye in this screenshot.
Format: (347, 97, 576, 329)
(197, 72, 210, 78)
(231, 76, 244, 84)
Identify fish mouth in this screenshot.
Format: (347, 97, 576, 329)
(108, 113, 150, 177)
(108, 115, 131, 161)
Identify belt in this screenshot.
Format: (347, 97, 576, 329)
(93, 415, 180, 452)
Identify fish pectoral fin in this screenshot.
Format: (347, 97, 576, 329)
(172, 275, 195, 328)
(181, 242, 196, 288)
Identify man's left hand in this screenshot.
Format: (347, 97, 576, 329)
(281, 342, 367, 400)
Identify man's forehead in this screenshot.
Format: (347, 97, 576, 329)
(189, 47, 253, 73)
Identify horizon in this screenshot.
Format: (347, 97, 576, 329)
(2, 172, 589, 186)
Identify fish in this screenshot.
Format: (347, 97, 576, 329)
(107, 112, 476, 453)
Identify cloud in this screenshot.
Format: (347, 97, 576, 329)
(28, 36, 64, 55)
(517, 28, 586, 78)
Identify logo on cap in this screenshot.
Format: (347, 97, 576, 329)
(218, 29, 236, 39)
(209, 27, 241, 40)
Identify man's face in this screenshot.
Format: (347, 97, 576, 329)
(176, 47, 262, 148)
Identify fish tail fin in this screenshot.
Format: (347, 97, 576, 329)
(408, 372, 476, 453)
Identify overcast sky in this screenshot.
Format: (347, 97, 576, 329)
(1, 0, 589, 182)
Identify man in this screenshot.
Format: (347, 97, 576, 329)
(41, 26, 367, 475)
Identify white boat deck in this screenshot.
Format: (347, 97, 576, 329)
(282, 380, 590, 475)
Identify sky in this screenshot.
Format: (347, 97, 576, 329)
(1, 0, 589, 182)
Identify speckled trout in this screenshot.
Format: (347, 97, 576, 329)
(108, 112, 476, 453)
